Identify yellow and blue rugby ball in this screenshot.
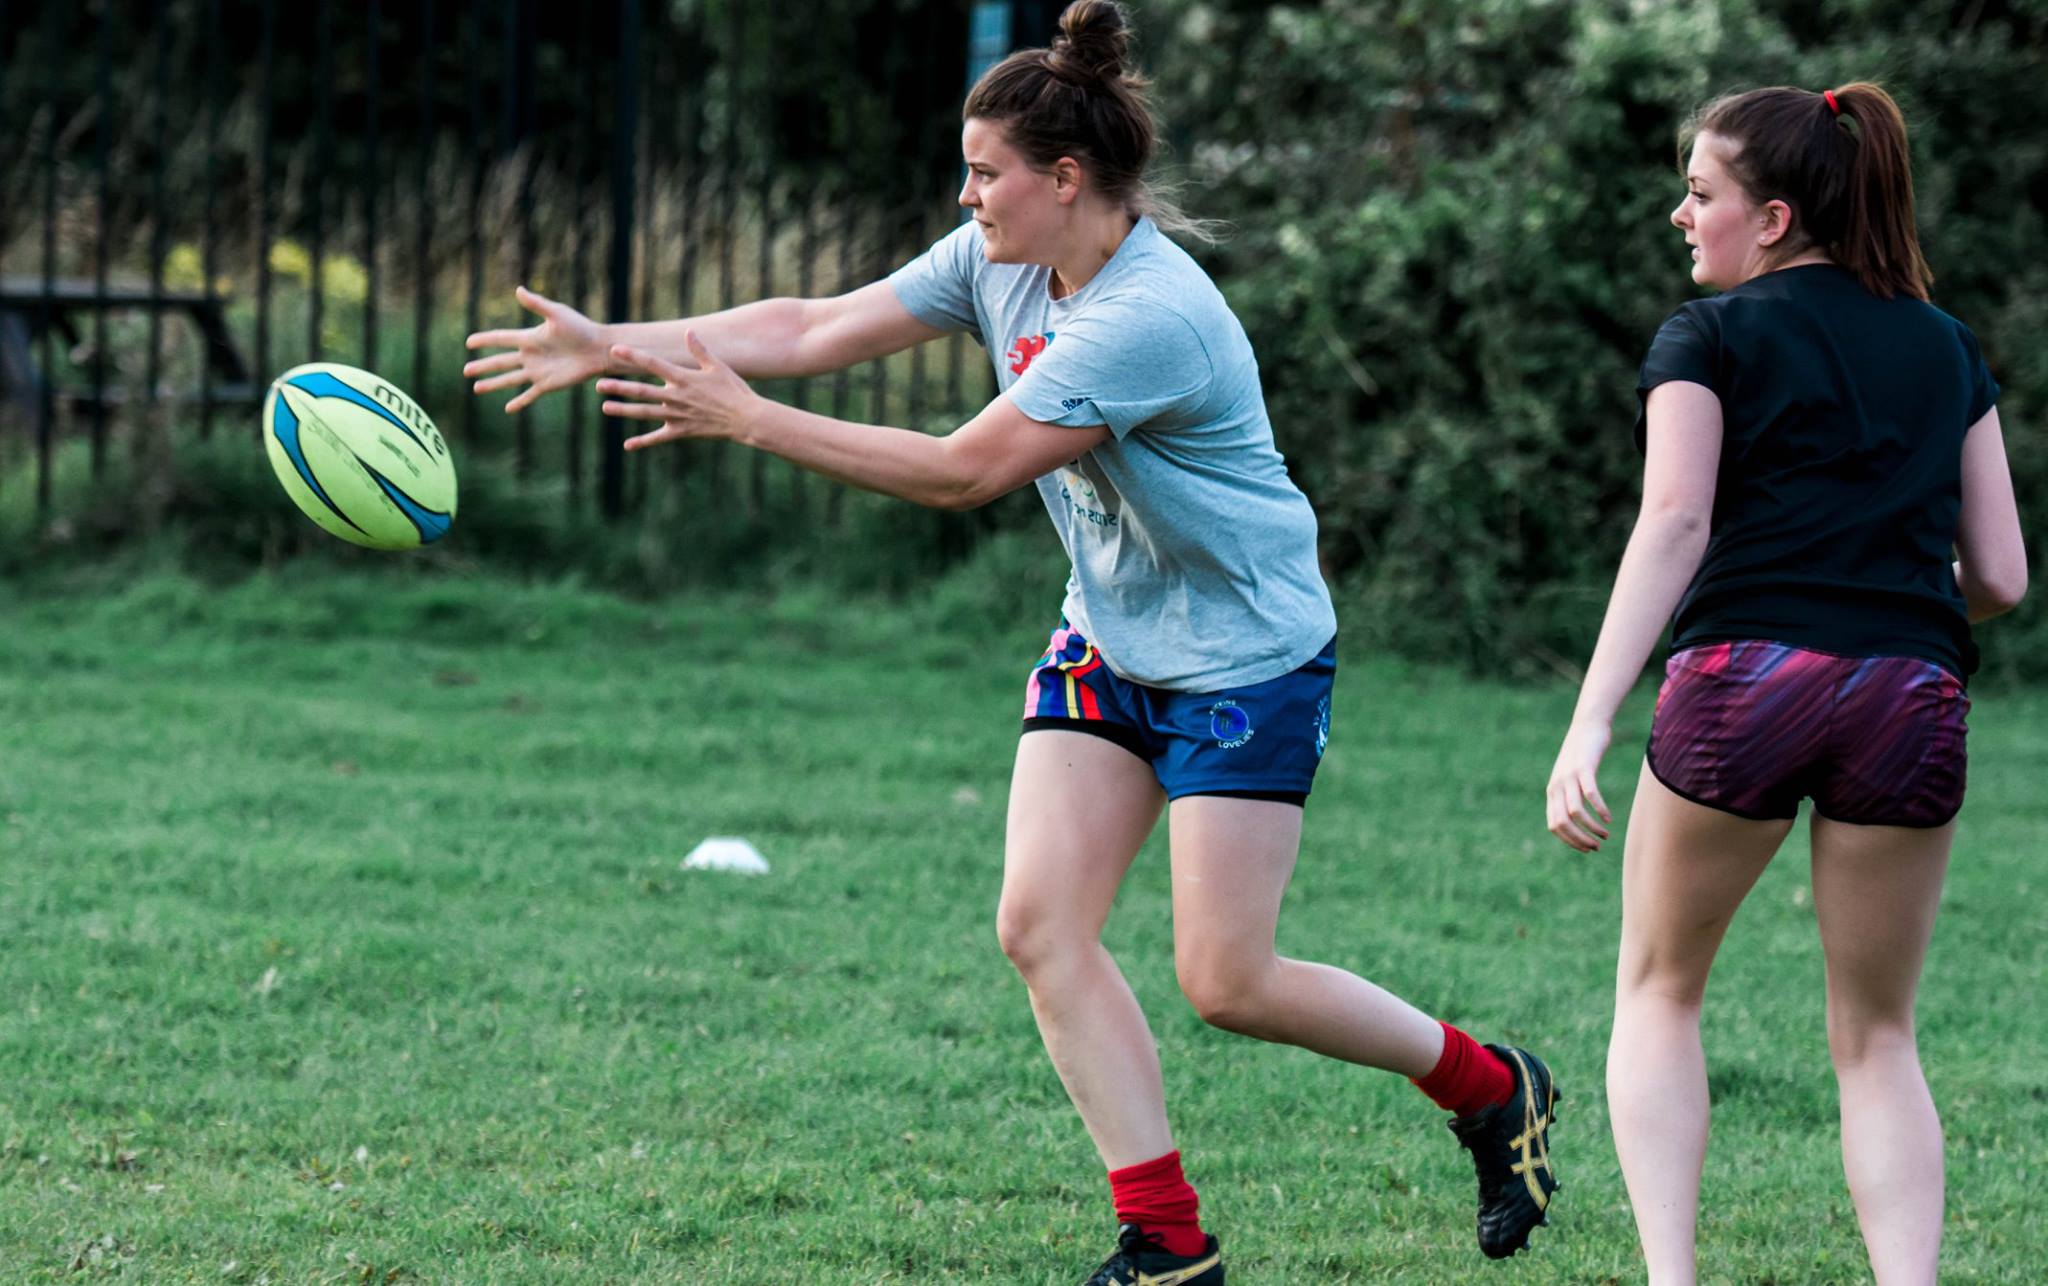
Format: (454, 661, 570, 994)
(262, 362, 456, 550)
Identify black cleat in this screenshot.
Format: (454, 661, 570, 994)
(1447, 1044, 1560, 1259)
(1083, 1224, 1225, 1285)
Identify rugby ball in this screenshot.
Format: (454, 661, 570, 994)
(263, 362, 457, 550)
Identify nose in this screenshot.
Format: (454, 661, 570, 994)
(957, 176, 977, 209)
(1670, 197, 1690, 230)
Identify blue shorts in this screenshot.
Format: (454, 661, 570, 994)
(1020, 622, 1336, 805)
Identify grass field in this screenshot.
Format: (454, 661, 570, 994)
(1, 571, 2042, 1283)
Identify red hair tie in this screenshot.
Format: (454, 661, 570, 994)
(1823, 89, 1841, 116)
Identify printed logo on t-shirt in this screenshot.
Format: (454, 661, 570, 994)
(1059, 469, 1118, 530)
(1007, 331, 1053, 375)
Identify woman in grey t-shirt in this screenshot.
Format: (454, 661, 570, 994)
(464, 3, 1556, 1278)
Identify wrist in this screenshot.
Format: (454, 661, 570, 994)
(730, 391, 771, 447)
(590, 324, 619, 377)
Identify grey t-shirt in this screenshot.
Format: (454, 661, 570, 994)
(889, 216, 1335, 691)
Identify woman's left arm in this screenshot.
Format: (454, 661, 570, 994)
(598, 334, 1110, 511)
(1547, 380, 1723, 851)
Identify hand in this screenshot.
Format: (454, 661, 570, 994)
(463, 286, 608, 413)
(597, 333, 761, 451)
(1546, 719, 1614, 852)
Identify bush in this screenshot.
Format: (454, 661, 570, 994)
(1148, 0, 2047, 677)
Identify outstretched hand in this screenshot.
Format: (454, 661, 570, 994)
(598, 332, 761, 451)
(1546, 720, 1614, 852)
(463, 286, 608, 413)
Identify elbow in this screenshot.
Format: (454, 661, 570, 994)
(1984, 566, 2029, 616)
(923, 471, 992, 512)
(1638, 503, 1710, 548)
(929, 438, 999, 511)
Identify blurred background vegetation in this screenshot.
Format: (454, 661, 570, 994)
(1, 0, 2042, 679)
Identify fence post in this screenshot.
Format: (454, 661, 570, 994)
(144, 0, 169, 433)
(568, 8, 595, 509)
(255, 0, 276, 419)
(602, 0, 640, 520)
(506, 0, 536, 475)
(309, 0, 331, 363)
(201, 0, 222, 436)
(461, 6, 484, 440)
(90, 1, 110, 476)
(967, 3, 1008, 90)
(411, 0, 435, 397)
(35, 3, 60, 516)
(363, 0, 381, 371)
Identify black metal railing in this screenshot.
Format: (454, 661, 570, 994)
(0, 0, 1038, 525)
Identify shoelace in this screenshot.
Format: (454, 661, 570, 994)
(1088, 1227, 1175, 1285)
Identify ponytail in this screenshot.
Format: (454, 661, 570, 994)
(1685, 81, 1932, 301)
(1829, 84, 1933, 302)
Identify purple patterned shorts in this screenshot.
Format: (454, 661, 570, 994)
(1646, 640, 1969, 828)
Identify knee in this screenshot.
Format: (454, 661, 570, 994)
(1614, 947, 1711, 1013)
(1175, 949, 1273, 1035)
(995, 891, 1076, 982)
(1826, 1006, 1917, 1069)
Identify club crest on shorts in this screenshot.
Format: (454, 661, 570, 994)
(1209, 699, 1254, 749)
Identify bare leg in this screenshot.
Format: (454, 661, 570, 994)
(1809, 814, 1953, 1286)
(1166, 795, 1444, 1078)
(1608, 764, 1791, 1286)
(999, 731, 1170, 1169)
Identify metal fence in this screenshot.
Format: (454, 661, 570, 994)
(0, 1, 1052, 524)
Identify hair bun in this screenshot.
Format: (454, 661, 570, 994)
(1049, 0, 1132, 84)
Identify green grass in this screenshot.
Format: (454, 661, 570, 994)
(0, 571, 2042, 1282)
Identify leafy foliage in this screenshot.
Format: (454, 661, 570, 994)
(1147, 0, 2047, 675)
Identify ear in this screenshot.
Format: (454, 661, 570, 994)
(1758, 198, 1796, 248)
(1051, 156, 1084, 205)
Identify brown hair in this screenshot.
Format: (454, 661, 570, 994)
(963, 1, 1214, 241)
(1683, 82, 1932, 301)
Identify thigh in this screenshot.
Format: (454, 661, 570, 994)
(1166, 795, 1304, 959)
(1003, 730, 1166, 937)
(1617, 762, 1794, 995)
(1809, 815, 1954, 1022)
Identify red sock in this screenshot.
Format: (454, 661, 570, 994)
(1107, 1150, 1207, 1258)
(1412, 1022, 1514, 1118)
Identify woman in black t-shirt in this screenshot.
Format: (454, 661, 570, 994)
(1543, 83, 2026, 1284)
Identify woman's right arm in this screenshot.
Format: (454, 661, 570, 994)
(1953, 407, 2028, 622)
(1545, 379, 1723, 852)
(464, 280, 947, 412)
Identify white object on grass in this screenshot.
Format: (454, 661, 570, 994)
(681, 837, 770, 876)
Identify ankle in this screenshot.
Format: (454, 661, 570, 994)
(1413, 1024, 1514, 1117)
(1108, 1150, 1207, 1259)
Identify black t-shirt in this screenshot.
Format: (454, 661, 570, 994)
(1635, 263, 2000, 678)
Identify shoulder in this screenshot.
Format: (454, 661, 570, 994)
(936, 219, 989, 273)
(914, 220, 1002, 280)
(1069, 290, 1218, 379)
(1644, 298, 1720, 354)
(1912, 297, 1985, 353)
(1836, 285, 1988, 370)
(894, 220, 982, 287)
(1101, 231, 1234, 348)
